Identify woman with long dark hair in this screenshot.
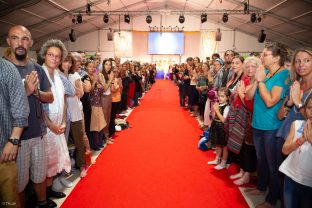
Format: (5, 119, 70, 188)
(99, 59, 114, 144)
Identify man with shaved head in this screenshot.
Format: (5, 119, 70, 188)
(6, 25, 55, 208)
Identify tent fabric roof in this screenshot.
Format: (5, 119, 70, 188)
(1, 0, 311, 51)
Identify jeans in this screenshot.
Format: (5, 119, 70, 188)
(284, 176, 312, 208)
(179, 93, 184, 107)
(133, 92, 140, 106)
(253, 128, 280, 205)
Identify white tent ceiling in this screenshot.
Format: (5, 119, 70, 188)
(1, 0, 311, 51)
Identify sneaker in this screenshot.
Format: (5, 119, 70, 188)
(52, 177, 63, 192)
(207, 158, 220, 165)
(115, 125, 122, 131)
(70, 158, 75, 168)
(60, 176, 73, 188)
(214, 163, 226, 170)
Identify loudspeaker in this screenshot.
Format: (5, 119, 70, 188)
(69, 29, 76, 42)
(215, 29, 222, 41)
(258, 30, 266, 43)
(107, 31, 113, 41)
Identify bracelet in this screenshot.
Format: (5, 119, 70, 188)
(258, 81, 265, 86)
(284, 102, 294, 108)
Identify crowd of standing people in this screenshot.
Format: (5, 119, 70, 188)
(0, 23, 311, 208)
(0, 25, 155, 208)
(172, 45, 312, 208)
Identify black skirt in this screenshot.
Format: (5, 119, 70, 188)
(209, 120, 226, 147)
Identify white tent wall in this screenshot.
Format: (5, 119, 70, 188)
(64, 14, 265, 61)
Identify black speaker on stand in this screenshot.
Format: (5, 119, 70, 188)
(258, 29, 266, 43)
(69, 29, 76, 42)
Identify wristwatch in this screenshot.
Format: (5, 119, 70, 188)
(296, 103, 303, 110)
(8, 138, 21, 146)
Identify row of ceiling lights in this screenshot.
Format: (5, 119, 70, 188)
(73, 12, 261, 25)
(72, 2, 262, 25)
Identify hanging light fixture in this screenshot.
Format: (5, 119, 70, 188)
(222, 13, 228, 23)
(250, 13, 257, 23)
(124, 14, 130, 24)
(201, 13, 207, 23)
(77, 14, 82, 24)
(179, 15, 185, 23)
(72, 16, 76, 24)
(146, 15, 152, 24)
(103, 13, 109, 23)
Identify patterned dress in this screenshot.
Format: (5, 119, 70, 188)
(90, 80, 106, 132)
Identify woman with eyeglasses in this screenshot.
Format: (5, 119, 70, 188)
(246, 43, 291, 208)
(40, 39, 71, 199)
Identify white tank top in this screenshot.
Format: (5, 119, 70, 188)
(102, 77, 111, 96)
(279, 120, 312, 187)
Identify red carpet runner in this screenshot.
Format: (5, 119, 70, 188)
(61, 80, 249, 208)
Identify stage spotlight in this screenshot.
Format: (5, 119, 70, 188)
(179, 15, 185, 23)
(103, 13, 109, 23)
(258, 29, 266, 43)
(146, 15, 152, 24)
(250, 13, 257, 23)
(201, 13, 207, 23)
(124, 14, 130, 24)
(72, 17, 76, 24)
(77, 14, 82, 24)
(222, 13, 228, 23)
(86, 3, 91, 15)
(257, 16, 262, 23)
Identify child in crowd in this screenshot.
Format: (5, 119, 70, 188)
(279, 96, 312, 208)
(177, 71, 185, 107)
(208, 87, 231, 170)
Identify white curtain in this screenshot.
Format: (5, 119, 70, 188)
(114, 31, 132, 57)
(199, 31, 219, 61)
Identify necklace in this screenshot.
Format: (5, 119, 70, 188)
(265, 66, 282, 82)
